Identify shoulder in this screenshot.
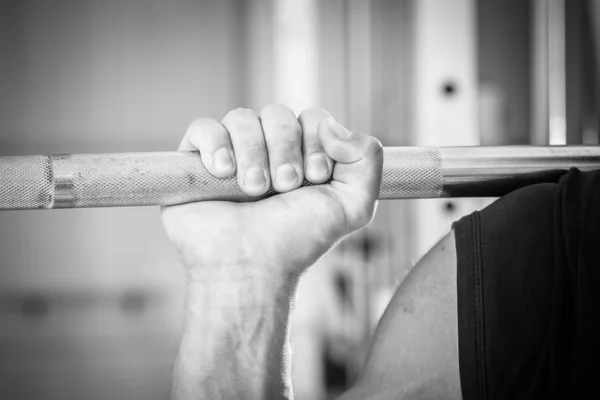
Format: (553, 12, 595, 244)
(341, 231, 461, 400)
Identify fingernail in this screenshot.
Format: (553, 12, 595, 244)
(276, 164, 299, 190)
(245, 167, 267, 193)
(213, 148, 233, 172)
(327, 116, 352, 139)
(307, 154, 329, 181)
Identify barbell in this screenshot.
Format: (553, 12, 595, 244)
(1, 146, 599, 210)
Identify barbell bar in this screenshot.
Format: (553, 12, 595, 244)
(1, 146, 599, 210)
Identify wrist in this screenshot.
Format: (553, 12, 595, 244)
(184, 260, 299, 302)
(183, 272, 297, 326)
(172, 264, 298, 400)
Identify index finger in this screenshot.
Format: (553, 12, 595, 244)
(179, 118, 236, 179)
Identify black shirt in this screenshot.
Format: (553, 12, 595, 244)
(453, 169, 600, 399)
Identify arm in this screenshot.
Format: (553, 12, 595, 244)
(170, 270, 296, 399)
(161, 104, 383, 399)
(163, 104, 460, 400)
(339, 231, 461, 400)
(170, 232, 461, 400)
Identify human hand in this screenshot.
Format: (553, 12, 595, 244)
(161, 104, 383, 287)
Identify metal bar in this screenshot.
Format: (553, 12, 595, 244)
(0, 146, 599, 210)
(548, 0, 567, 145)
(531, 0, 550, 145)
(440, 145, 599, 196)
(411, 0, 481, 266)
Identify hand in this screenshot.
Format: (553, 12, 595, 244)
(161, 104, 382, 286)
(162, 105, 382, 399)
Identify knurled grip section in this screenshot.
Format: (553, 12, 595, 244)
(380, 147, 443, 199)
(70, 152, 277, 207)
(0, 155, 54, 210)
(0, 148, 444, 209)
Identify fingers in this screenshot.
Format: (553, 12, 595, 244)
(180, 118, 236, 178)
(221, 108, 271, 196)
(180, 105, 383, 215)
(317, 116, 384, 229)
(183, 106, 305, 197)
(297, 108, 335, 183)
(260, 104, 303, 192)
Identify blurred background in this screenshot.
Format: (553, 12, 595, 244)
(0, 0, 598, 399)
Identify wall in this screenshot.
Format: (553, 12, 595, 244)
(0, 1, 243, 399)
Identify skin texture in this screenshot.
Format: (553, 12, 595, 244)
(161, 105, 460, 400)
(339, 232, 461, 400)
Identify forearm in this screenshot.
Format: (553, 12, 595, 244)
(170, 267, 297, 400)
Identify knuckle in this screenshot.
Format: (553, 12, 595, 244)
(298, 106, 329, 121)
(244, 142, 268, 153)
(185, 118, 223, 149)
(260, 103, 293, 119)
(297, 107, 332, 136)
(269, 120, 301, 140)
(370, 137, 384, 155)
(364, 136, 384, 162)
(371, 137, 383, 150)
(187, 119, 229, 149)
(261, 107, 301, 139)
(222, 108, 262, 142)
(222, 107, 257, 126)
(188, 117, 219, 133)
(268, 139, 299, 149)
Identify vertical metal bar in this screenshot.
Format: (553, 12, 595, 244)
(585, 0, 600, 145)
(273, 0, 319, 115)
(531, 0, 550, 145)
(411, 0, 483, 261)
(242, 0, 275, 110)
(548, 0, 567, 145)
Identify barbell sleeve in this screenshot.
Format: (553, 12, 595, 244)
(1, 146, 599, 210)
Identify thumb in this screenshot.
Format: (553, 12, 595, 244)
(317, 116, 383, 230)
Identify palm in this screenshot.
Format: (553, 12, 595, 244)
(162, 185, 347, 274)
